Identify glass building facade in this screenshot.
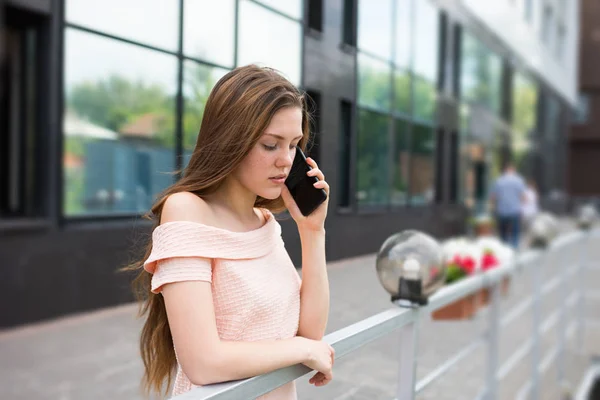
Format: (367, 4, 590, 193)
(63, 0, 303, 215)
(1, 0, 575, 327)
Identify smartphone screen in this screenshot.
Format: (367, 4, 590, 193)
(284, 147, 327, 216)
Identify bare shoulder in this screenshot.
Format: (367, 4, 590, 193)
(160, 192, 214, 225)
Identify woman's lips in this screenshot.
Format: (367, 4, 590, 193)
(269, 175, 287, 184)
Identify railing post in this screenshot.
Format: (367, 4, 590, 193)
(485, 279, 500, 400)
(530, 251, 545, 400)
(556, 242, 569, 385)
(396, 316, 419, 400)
(577, 231, 589, 352)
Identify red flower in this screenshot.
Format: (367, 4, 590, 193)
(461, 256, 476, 275)
(448, 255, 477, 275)
(481, 253, 499, 271)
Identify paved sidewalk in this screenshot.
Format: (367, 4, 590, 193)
(1, 220, 599, 400)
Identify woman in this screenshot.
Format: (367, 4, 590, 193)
(127, 65, 334, 399)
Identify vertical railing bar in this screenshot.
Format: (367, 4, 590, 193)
(530, 249, 545, 400)
(557, 240, 572, 384)
(396, 314, 419, 400)
(485, 281, 500, 400)
(577, 232, 589, 352)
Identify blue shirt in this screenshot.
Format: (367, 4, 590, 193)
(491, 172, 526, 217)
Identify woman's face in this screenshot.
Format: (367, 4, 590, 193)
(233, 106, 304, 200)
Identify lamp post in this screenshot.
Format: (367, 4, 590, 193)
(375, 230, 446, 400)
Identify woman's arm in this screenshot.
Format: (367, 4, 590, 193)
(280, 156, 331, 340)
(162, 280, 333, 386)
(297, 228, 329, 339)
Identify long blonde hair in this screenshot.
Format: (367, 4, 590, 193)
(124, 65, 311, 397)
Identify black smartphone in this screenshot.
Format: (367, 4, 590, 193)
(285, 147, 328, 216)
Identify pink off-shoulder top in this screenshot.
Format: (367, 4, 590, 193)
(144, 209, 301, 399)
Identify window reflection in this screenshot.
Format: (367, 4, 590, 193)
(182, 62, 229, 166)
(66, 0, 179, 51)
(394, 69, 411, 114)
(358, 0, 393, 60)
(357, 110, 390, 206)
(392, 119, 410, 205)
(462, 141, 488, 212)
(410, 123, 435, 204)
(238, 0, 302, 85)
(255, 0, 303, 19)
(413, 77, 436, 121)
(460, 32, 502, 114)
(184, 0, 235, 67)
(63, 29, 177, 215)
(413, 0, 439, 82)
(512, 72, 538, 176)
(395, 0, 412, 69)
(358, 53, 391, 111)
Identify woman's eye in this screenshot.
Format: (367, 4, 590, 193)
(262, 144, 277, 151)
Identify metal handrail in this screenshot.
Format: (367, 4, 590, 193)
(173, 228, 597, 400)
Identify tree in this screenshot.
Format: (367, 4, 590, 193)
(68, 75, 173, 134)
(182, 63, 226, 151)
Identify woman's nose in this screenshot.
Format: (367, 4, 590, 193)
(277, 149, 294, 168)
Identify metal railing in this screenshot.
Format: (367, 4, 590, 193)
(174, 228, 600, 400)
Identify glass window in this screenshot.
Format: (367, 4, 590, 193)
(413, 0, 439, 82)
(63, 29, 178, 216)
(556, 25, 565, 58)
(394, 68, 411, 114)
(238, 0, 302, 85)
(543, 95, 560, 143)
(574, 93, 590, 124)
(460, 33, 478, 100)
(392, 119, 410, 205)
(357, 109, 390, 206)
(460, 32, 502, 114)
(541, 6, 553, 44)
(342, 0, 357, 46)
(182, 62, 230, 166)
(338, 100, 353, 208)
(358, 0, 393, 60)
(66, 0, 179, 51)
(255, 0, 303, 20)
(488, 55, 503, 114)
(358, 53, 392, 111)
(183, 0, 235, 67)
(395, 0, 412, 69)
(413, 77, 436, 121)
(512, 72, 538, 175)
(410, 123, 435, 204)
(512, 72, 538, 136)
(524, 0, 533, 22)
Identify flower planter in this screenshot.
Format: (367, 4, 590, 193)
(479, 277, 511, 306)
(432, 293, 481, 320)
(474, 223, 494, 237)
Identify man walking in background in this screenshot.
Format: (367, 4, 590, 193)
(490, 162, 527, 249)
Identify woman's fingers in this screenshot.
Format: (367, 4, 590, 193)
(309, 371, 332, 386)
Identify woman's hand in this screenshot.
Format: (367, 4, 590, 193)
(281, 157, 330, 232)
(298, 337, 335, 387)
